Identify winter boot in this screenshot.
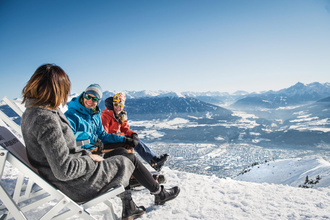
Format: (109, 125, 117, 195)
(153, 185, 180, 205)
(149, 154, 169, 172)
(120, 190, 146, 220)
(152, 173, 166, 184)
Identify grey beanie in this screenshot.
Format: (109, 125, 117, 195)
(85, 84, 103, 100)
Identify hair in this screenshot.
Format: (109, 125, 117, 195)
(22, 64, 71, 109)
(105, 96, 114, 110)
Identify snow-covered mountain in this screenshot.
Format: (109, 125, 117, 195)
(225, 95, 330, 148)
(182, 90, 249, 106)
(231, 82, 330, 109)
(101, 82, 330, 109)
(102, 90, 184, 100)
(98, 93, 235, 122)
(124, 96, 233, 119)
(318, 96, 330, 103)
(101, 90, 248, 107)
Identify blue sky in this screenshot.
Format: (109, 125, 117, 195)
(1, 0, 330, 99)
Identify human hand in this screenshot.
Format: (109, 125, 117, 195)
(131, 133, 139, 146)
(125, 137, 136, 147)
(94, 138, 104, 152)
(89, 154, 104, 162)
(125, 147, 134, 153)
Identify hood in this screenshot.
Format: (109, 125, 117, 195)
(67, 92, 100, 116)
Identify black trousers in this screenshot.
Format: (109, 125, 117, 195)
(104, 147, 159, 193)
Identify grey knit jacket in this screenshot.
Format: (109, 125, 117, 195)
(21, 99, 134, 202)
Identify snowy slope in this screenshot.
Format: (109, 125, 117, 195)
(1, 163, 330, 219)
(234, 156, 330, 189)
(126, 167, 330, 219)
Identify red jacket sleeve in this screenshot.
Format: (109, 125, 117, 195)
(120, 120, 136, 137)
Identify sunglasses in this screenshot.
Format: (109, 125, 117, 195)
(113, 102, 124, 108)
(84, 94, 99, 103)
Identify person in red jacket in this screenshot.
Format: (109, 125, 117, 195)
(101, 92, 168, 172)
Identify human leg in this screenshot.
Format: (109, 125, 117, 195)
(105, 147, 159, 192)
(134, 140, 169, 171)
(129, 173, 166, 189)
(103, 148, 145, 219)
(119, 189, 145, 220)
(149, 154, 169, 172)
(105, 148, 180, 205)
(134, 140, 156, 162)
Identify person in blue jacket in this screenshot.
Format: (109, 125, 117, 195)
(64, 83, 180, 218)
(64, 84, 135, 151)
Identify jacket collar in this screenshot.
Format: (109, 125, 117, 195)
(25, 98, 70, 125)
(68, 93, 100, 116)
(25, 98, 58, 113)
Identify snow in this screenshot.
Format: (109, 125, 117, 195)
(129, 113, 261, 134)
(231, 111, 260, 129)
(1, 159, 330, 219)
(288, 116, 330, 133)
(234, 156, 330, 189)
(129, 118, 196, 130)
(127, 168, 330, 219)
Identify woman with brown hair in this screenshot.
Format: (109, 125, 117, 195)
(21, 64, 180, 220)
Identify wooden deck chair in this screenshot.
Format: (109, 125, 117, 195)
(0, 124, 124, 220)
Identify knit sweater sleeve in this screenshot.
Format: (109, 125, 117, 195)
(34, 113, 96, 181)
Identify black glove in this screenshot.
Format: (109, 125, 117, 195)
(94, 138, 104, 153)
(125, 137, 138, 148)
(125, 137, 135, 147)
(131, 133, 139, 147)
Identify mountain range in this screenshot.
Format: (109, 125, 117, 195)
(101, 82, 330, 109)
(231, 82, 330, 109)
(1, 81, 330, 180)
(94, 82, 330, 149)
(1, 82, 330, 150)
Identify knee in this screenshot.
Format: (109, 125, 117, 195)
(125, 152, 136, 160)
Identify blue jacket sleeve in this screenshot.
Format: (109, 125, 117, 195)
(65, 112, 96, 150)
(75, 131, 96, 150)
